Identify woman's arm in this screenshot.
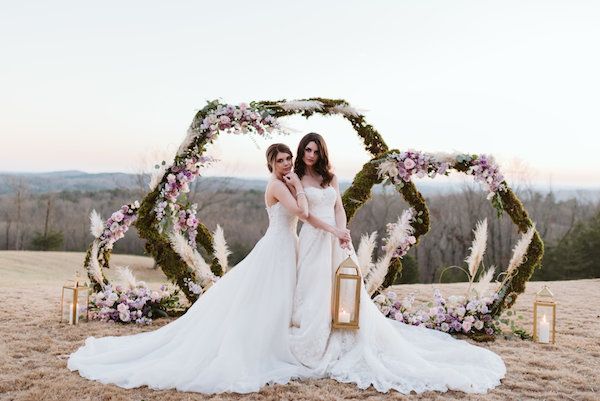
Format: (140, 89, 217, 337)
(269, 179, 308, 219)
(303, 213, 350, 242)
(332, 175, 351, 248)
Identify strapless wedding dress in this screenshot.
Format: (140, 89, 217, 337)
(68, 202, 310, 394)
(290, 185, 506, 394)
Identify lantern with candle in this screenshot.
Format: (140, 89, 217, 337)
(533, 285, 556, 344)
(332, 256, 361, 329)
(60, 271, 90, 325)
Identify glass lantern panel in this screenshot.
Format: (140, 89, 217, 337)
(76, 288, 89, 321)
(338, 277, 358, 322)
(62, 287, 77, 324)
(536, 304, 554, 343)
(339, 266, 358, 276)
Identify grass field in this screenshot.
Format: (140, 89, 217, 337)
(1, 251, 598, 401)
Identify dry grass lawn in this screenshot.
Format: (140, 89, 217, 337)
(1, 251, 599, 401)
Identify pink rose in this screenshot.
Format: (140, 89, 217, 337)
(403, 158, 416, 170)
(462, 321, 472, 333)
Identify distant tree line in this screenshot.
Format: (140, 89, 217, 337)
(0, 177, 598, 283)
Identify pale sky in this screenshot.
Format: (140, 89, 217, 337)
(1, 1, 599, 187)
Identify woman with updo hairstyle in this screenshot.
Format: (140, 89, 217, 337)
(68, 143, 315, 394)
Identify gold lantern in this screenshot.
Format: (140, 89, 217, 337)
(533, 285, 556, 344)
(332, 256, 361, 329)
(60, 272, 90, 325)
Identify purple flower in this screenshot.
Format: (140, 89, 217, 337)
(451, 320, 462, 332)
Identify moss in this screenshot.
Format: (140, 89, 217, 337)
(489, 187, 544, 316)
(341, 150, 432, 296)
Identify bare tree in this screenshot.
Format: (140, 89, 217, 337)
(5, 177, 28, 250)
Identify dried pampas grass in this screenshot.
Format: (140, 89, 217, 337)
(465, 219, 488, 279)
(168, 231, 214, 286)
(277, 100, 324, 112)
(213, 225, 231, 273)
(356, 231, 377, 277)
(149, 163, 168, 191)
(499, 225, 537, 290)
(329, 104, 365, 117)
(475, 266, 496, 297)
(87, 242, 104, 286)
(89, 210, 104, 238)
(365, 209, 415, 295)
(116, 266, 145, 289)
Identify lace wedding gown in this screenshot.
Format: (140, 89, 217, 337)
(290, 186, 507, 394)
(68, 202, 310, 394)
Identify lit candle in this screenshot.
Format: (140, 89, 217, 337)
(538, 314, 550, 343)
(339, 308, 351, 323)
(68, 302, 79, 325)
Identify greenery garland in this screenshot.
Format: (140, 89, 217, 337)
(85, 98, 405, 302)
(82, 98, 542, 321)
(372, 150, 544, 318)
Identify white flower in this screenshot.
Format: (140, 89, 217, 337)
(119, 310, 131, 322)
(377, 160, 399, 179)
(448, 295, 465, 304)
(93, 292, 105, 304)
(374, 294, 386, 304)
(386, 291, 397, 301)
(474, 320, 484, 330)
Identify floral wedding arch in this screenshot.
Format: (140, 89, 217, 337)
(83, 98, 543, 333)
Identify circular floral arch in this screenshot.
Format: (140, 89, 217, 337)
(83, 97, 543, 320)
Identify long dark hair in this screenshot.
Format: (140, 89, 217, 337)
(265, 143, 293, 173)
(294, 132, 333, 188)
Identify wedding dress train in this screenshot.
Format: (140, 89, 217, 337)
(68, 202, 310, 394)
(290, 185, 506, 394)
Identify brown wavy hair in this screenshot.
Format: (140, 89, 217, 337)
(294, 132, 333, 187)
(265, 143, 293, 173)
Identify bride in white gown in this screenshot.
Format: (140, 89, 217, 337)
(290, 133, 507, 394)
(68, 143, 313, 394)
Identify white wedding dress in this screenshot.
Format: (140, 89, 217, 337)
(68, 202, 310, 394)
(290, 186, 506, 394)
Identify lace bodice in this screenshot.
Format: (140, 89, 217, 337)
(265, 202, 298, 236)
(304, 186, 336, 224)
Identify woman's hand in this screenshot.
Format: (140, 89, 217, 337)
(283, 172, 301, 186)
(334, 227, 351, 243)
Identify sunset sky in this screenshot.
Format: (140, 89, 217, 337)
(1, 1, 599, 188)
